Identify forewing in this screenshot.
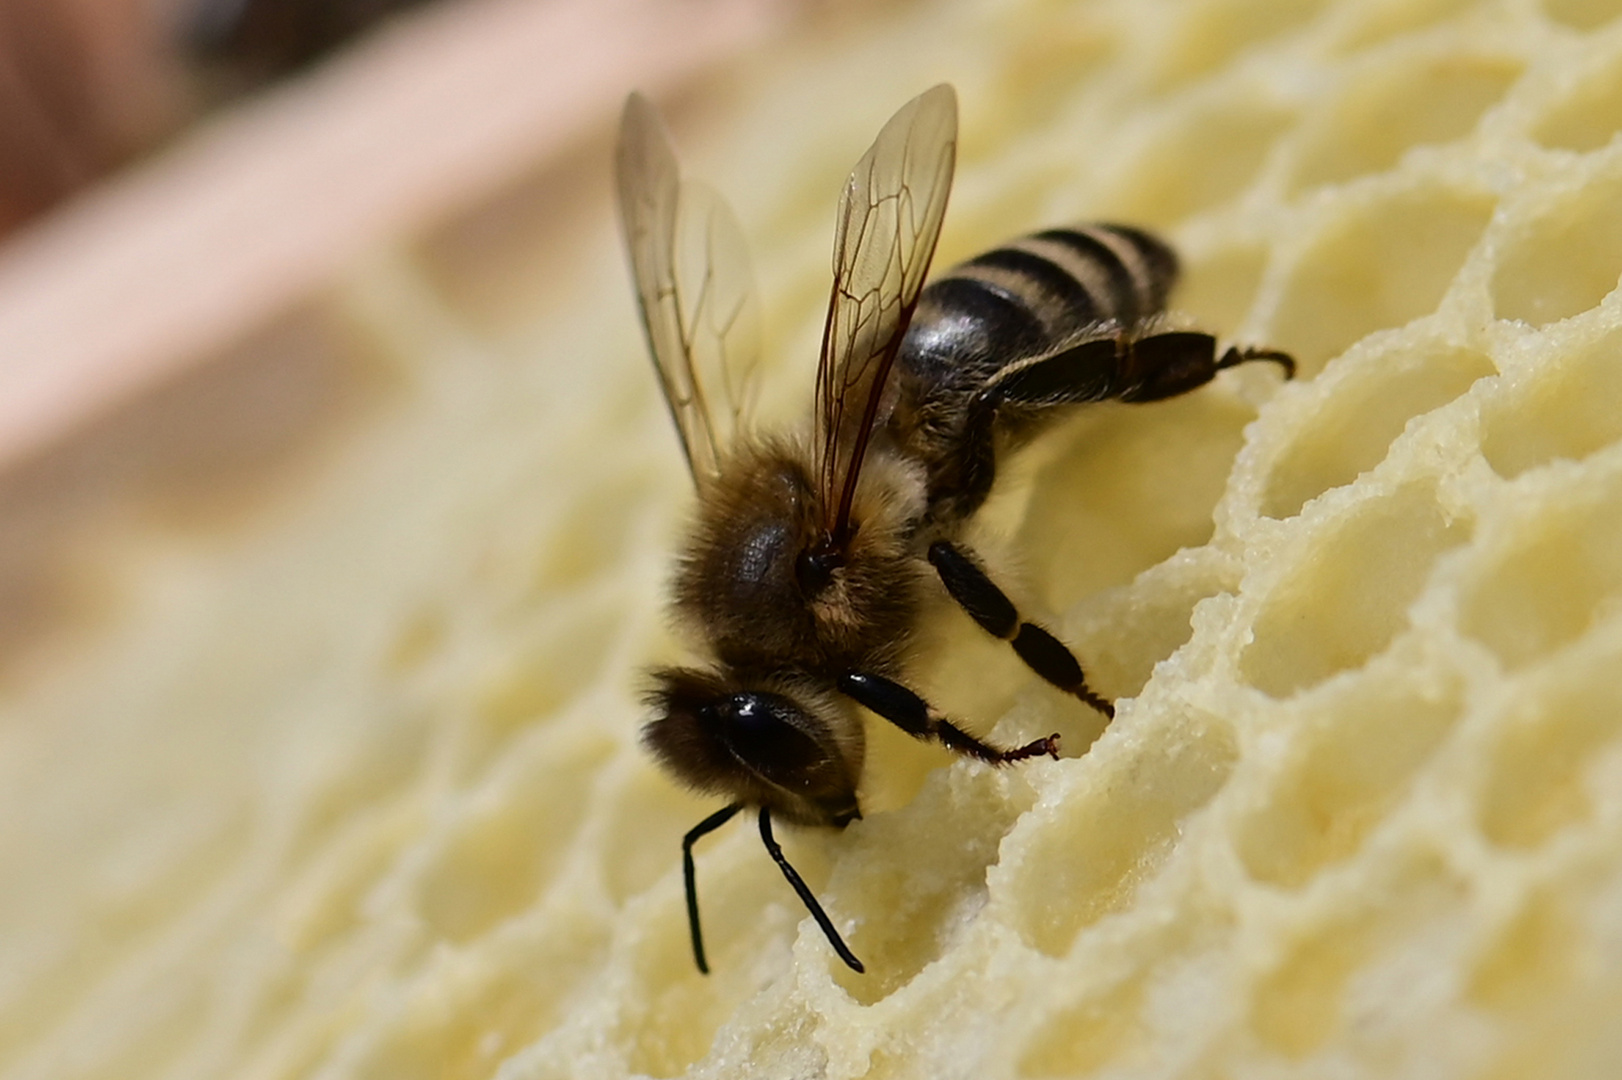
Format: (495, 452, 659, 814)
(816, 84, 956, 541)
(616, 93, 760, 486)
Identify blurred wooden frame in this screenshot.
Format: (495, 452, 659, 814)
(0, 0, 788, 474)
(0, 0, 790, 674)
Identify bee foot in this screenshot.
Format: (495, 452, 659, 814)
(1004, 732, 1062, 763)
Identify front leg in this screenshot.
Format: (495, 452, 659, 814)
(758, 808, 864, 974)
(838, 671, 1060, 764)
(682, 802, 743, 975)
(927, 540, 1114, 719)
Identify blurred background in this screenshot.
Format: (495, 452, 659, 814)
(0, 0, 788, 680)
(0, 0, 439, 236)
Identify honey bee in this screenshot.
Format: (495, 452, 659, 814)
(616, 85, 1292, 975)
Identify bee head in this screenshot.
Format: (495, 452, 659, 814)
(642, 667, 863, 827)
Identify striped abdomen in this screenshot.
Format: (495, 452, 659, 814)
(898, 224, 1178, 390)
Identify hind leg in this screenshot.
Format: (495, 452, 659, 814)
(925, 332, 1293, 524)
(1114, 332, 1295, 402)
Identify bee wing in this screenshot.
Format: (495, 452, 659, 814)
(616, 93, 761, 487)
(815, 84, 957, 544)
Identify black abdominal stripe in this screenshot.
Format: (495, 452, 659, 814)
(931, 224, 1179, 352)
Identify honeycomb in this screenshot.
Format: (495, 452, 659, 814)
(7, 0, 1622, 1077)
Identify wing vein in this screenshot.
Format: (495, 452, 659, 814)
(615, 94, 760, 488)
(813, 86, 957, 547)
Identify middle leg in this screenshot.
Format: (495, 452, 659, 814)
(926, 540, 1114, 719)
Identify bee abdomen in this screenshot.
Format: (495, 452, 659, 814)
(901, 224, 1179, 380)
(1022, 224, 1178, 331)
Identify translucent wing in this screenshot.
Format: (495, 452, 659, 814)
(616, 93, 760, 487)
(815, 84, 957, 545)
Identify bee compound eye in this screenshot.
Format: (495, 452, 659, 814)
(716, 692, 828, 778)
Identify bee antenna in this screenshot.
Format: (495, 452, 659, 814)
(683, 802, 744, 975)
(758, 807, 866, 973)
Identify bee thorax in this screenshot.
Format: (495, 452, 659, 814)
(673, 443, 925, 674)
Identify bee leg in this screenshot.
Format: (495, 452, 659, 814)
(936, 338, 1139, 521)
(682, 802, 743, 975)
(1116, 332, 1295, 403)
(926, 540, 1115, 719)
(839, 671, 1063, 763)
(968, 333, 1294, 419)
(978, 336, 1122, 408)
(758, 808, 865, 974)
(928, 339, 1147, 523)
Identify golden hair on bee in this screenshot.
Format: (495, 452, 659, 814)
(616, 84, 1293, 975)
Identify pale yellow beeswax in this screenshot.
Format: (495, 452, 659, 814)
(7, 1, 1622, 1078)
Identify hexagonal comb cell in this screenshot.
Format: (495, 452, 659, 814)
(1262, 343, 1494, 518)
(1175, 243, 1269, 332)
(1002, 707, 1237, 958)
(599, 770, 714, 905)
(991, 13, 1117, 135)
(415, 733, 613, 943)
(1480, 324, 1622, 478)
(1241, 484, 1471, 697)
(1330, 0, 1478, 53)
(1477, 641, 1622, 849)
(1467, 888, 1579, 1011)
(1069, 553, 1238, 702)
(1234, 666, 1463, 887)
(1270, 184, 1493, 372)
(346, 948, 602, 1080)
(1149, 0, 1329, 88)
(1288, 52, 1523, 193)
(1016, 974, 1148, 1077)
(1248, 854, 1469, 1059)
(829, 771, 1031, 1005)
(1458, 465, 1622, 670)
(468, 611, 619, 760)
(1018, 388, 1264, 603)
(1532, 50, 1622, 151)
(1105, 95, 1293, 222)
(1492, 172, 1622, 326)
(1542, 0, 1622, 31)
